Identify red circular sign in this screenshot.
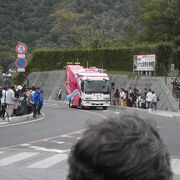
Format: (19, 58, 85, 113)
(16, 43, 27, 54)
(15, 58, 27, 68)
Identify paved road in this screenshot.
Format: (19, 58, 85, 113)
(0, 102, 179, 180)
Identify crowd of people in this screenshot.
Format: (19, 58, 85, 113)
(0, 85, 44, 120)
(171, 77, 180, 98)
(111, 87, 159, 111)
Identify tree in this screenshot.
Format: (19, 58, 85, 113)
(0, 52, 16, 72)
(135, 0, 180, 42)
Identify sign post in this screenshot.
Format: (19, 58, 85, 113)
(133, 54, 156, 76)
(15, 42, 29, 87)
(15, 42, 28, 71)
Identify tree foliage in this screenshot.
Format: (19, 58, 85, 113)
(0, 0, 180, 72)
(136, 0, 180, 42)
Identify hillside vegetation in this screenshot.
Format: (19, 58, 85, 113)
(0, 0, 180, 72)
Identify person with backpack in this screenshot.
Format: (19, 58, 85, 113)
(37, 89, 44, 114)
(31, 87, 40, 118)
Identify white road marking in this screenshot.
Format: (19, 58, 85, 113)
(61, 135, 73, 138)
(28, 154, 68, 168)
(171, 159, 180, 175)
(0, 151, 179, 173)
(0, 152, 38, 166)
(156, 126, 163, 129)
(28, 145, 70, 153)
(20, 144, 30, 147)
(0, 117, 44, 128)
(50, 140, 65, 144)
(48, 95, 53, 100)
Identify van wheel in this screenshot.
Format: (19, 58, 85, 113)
(79, 100, 85, 109)
(69, 100, 73, 108)
(103, 106, 107, 110)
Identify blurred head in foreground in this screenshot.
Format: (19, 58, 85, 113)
(67, 115, 172, 180)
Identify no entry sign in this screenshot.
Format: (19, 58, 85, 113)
(15, 58, 27, 68)
(16, 43, 27, 54)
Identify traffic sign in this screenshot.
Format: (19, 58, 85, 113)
(15, 58, 27, 68)
(16, 43, 27, 54)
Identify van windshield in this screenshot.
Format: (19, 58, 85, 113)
(84, 80, 109, 94)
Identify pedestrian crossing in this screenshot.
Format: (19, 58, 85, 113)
(28, 154, 67, 168)
(0, 150, 179, 176)
(0, 152, 38, 166)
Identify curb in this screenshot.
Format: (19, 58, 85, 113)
(173, 113, 180, 119)
(0, 113, 44, 126)
(10, 113, 34, 124)
(109, 105, 180, 119)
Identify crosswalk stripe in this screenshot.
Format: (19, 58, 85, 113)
(171, 159, 180, 175)
(28, 154, 68, 168)
(0, 152, 38, 166)
(0, 150, 179, 173)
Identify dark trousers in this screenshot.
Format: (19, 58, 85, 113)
(32, 104, 37, 117)
(37, 105, 42, 114)
(0, 104, 6, 118)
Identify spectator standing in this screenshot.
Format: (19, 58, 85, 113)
(58, 88, 62, 100)
(144, 88, 148, 98)
(26, 88, 33, 114)
(16, 85, 26, 115)
(1, 87, 7, 119)
(128, 87, 133, 107)
(0, 86, 2, 100)
(120, 88, 126, 106)
(37, 89, 44, 114)
(114, 88, 120, 106)
(31, 87, 40, 118)
(146, 89, 153, 109)
(151, 91, 158, 111)
(171, 78, 178, 90)
(111, 88, 116, 105)
(13, 85, 20, 116)
(67, 114, 172, 180)
(1, 86, 15, 118)
(124, 90, 128, 107)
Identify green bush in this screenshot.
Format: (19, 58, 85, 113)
(24, 42, 176, 77)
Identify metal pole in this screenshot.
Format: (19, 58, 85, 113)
(26, 77, 29, 88)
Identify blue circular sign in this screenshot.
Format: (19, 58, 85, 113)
(15, 58, 27, 68)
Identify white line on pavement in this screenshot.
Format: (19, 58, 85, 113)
(28, 154, 68, 168)
(0, 152, 38, 166)
(171, 159, 180, 175)
(27, 145, 70, 153)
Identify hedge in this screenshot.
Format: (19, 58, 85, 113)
(15, 42, 177, 84)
